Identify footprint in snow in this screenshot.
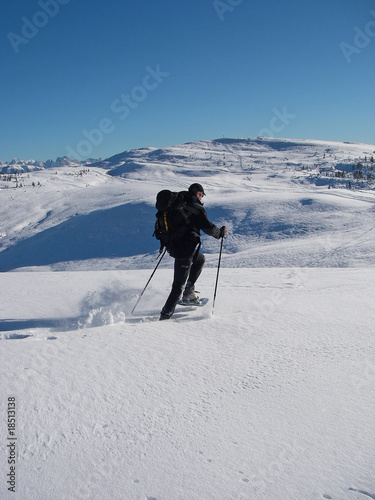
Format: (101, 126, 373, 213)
(348, 488, 375, 499)
(0, 333, 33, 340)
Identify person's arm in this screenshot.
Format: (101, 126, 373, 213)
(197, 207, 226, 239)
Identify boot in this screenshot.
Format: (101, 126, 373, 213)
(181, 281, 200, 304)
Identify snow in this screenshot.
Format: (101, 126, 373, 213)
(1, 137, 375, 499)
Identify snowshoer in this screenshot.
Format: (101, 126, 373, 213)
(159, 183, 227, 320)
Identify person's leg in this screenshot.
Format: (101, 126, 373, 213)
(187, 252, 205, 285)
(182, 252, 205, 301)
(160, 257, 191, 319)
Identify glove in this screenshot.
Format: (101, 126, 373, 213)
(219, 226, 227, 238)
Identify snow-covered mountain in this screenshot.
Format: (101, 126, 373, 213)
(0, 137, 374, 271)
(99, 137, 375, 192)
(1, 137, 375, 500)
(0, 156, 96, 173)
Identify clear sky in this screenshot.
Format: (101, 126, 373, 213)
(1, 0, 374, 162)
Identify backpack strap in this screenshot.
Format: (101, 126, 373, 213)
(163, 211, 169, 231)
(179, 202, 199, 223)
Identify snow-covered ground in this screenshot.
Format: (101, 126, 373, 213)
(1, 137, 375, 499)
(1, 137, 374, 271)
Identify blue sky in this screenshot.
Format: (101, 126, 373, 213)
(1, 0, 374, 162)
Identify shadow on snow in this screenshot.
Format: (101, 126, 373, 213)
(0, 202, 156, 271)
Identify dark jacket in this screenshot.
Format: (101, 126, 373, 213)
(172, 192, 222, 258)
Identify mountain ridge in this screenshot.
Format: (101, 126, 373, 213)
(2, 136, 375, 179)
(1, 136, 374, 271)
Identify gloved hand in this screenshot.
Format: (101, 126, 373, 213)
(220, 226, 227, 238)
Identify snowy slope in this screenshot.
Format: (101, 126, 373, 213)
(0, 137, 374, 271)
(0, 268, 374, 500)
(1, 137, 375, 500)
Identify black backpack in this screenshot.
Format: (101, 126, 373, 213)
(153, 190, 195, 255)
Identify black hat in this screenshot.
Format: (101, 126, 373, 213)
(189, 183, 205, 196)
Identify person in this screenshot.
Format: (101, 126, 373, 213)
(159, 183, 227, 320)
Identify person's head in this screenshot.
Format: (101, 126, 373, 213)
(189, 183, 205, 200)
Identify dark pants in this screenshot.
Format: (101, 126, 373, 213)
(161, 251, 205, 318)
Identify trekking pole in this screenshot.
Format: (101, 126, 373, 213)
(212, 236, 224, 316)
(131, 248, 167, 314)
